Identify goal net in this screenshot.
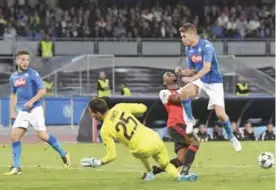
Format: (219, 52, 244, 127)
(42, 54, 115, 96)
(216, 55, 275, 96)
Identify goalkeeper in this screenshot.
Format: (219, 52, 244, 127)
(80, 98, 197, 181)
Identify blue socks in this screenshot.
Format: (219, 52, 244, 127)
(12, 141, 21, 168)
(11, 135, 65, 168)
(181, 99, 194, 120)
(220, 119, 234, 139)
(47, 135, 66, 157)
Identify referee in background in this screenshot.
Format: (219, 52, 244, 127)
(97, 71, 111, 98)
(235, 76, 250, 96)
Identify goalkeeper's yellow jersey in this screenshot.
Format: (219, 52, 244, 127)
(100, 103, 160, 164)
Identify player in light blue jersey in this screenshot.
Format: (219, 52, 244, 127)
(5, 50, 70, 176)
(175, 23, 241, 152)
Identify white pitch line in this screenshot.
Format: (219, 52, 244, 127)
(0, 165, 274, 178)
(124, 164, 256, 168)
(0, 164, 140, 173)
(196, 164, 253, 168)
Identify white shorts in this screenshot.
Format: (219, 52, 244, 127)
(192, 79, 225, 110)
(13, 106, 46, 131)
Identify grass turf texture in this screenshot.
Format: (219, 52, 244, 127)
(0, 141, 274, 190)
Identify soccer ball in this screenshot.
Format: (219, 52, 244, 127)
(258, 152, 275, 169)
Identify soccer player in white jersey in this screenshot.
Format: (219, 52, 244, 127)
(5, 50, 70, 175)
(175, 23, 241, 152)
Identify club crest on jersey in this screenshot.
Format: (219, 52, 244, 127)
(14, 79, 26, 87)
(191, 55, 202, 63)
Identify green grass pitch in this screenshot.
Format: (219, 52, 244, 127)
(0, 141, 274, 190)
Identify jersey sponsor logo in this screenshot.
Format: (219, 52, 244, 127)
(14, 79, 27, 87)
(191, 55, 202, 63)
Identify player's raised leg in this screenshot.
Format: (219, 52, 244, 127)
(4, 127, 26, 175)
(177, 83, 198, 134)
(32, 105, 70, 167)
(37, 131, 70, 167)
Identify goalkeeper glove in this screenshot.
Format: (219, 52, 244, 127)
(80, 157, 102, 168)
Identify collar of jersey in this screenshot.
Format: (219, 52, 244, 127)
(191, 39, 201, 48)
(17, 69, 29, 75)
(167, 88, 179, 90)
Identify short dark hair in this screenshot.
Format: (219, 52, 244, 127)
(88, 98, 108, 114)
(16, 50, 30, 57)
(179, 23, 197, 34)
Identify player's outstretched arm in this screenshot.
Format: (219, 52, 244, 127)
(80, 130, 117, 168)
(117, 103, 147, 116)
(100, 130, 117, 165)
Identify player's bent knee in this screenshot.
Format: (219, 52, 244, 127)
(180, 84, 197, 99)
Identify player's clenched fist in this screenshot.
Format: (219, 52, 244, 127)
(174, 67, 183, 76)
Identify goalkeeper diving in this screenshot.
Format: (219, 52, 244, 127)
(80, 98, 198, 181)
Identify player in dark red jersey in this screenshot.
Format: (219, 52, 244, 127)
(150, 72, 200, 179)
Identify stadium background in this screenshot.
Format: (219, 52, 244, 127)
(0, 0, 274, 144)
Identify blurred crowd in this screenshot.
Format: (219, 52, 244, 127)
(0, 0, 275, 40)
(194, 122, 275, 142)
